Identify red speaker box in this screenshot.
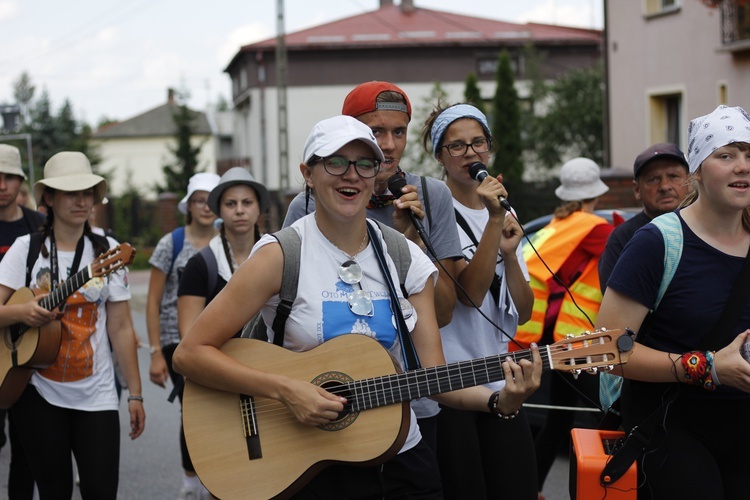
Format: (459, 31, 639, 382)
(569, 428, 636, 499)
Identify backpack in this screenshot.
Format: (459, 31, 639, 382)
(599, 212, 683, 411)
(242, 221, 412, 344)
(167, 227, 186, 277)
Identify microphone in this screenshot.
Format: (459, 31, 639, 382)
(387, 174, 437, 257)
(468, 162, 511, 211)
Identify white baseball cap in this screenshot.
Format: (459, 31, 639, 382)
(302, 115, 384, 165)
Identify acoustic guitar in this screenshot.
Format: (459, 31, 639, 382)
(0, 243, 135, 409)
(183, 328, 633, 499)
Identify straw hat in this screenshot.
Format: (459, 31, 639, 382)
(34, 152, 107, 205)
(0, 144, 26, 179)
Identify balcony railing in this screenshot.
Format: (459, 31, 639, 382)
(722, 1, 750, 47)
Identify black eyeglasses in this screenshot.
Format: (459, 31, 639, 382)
(339, 260, 374, 317)
(441, 138, 491, 157)
(317, 156, 381, 178)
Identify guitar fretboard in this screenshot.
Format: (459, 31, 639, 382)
(346, 348, 554, 412)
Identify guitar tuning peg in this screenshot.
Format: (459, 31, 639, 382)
(571, 369, 581, 379)
(565, 333, 576, 339)
(587, 367, 598, 374)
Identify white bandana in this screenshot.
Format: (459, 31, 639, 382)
(687, 105, 750, 173)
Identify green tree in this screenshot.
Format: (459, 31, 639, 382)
(529, 64, 604, 170)
(491, 51, 523, 184)
(13, 71, 36, 127)
(157, 96, 206, 197)
(463, 72, 484, 114)
(403, 81, 448, 178)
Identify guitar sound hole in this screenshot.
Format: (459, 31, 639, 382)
(319, 380, 353, 420)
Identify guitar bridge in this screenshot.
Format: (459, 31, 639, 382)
(240, 394, 262, 460)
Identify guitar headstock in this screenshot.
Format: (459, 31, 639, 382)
(90, 243, 136, 279)
(548, 328, 633, 374)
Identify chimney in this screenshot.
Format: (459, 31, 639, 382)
(379, 0, 394, 6)
(401, 0, 414, 13)
(167, 88, 175, 105)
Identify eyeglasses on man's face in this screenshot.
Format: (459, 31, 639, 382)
(442, 138, 491, 157)
(318, 156, 381, 178)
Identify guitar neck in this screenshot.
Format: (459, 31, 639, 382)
(346, 348, 552, 412)
(40, 266, 91, 312)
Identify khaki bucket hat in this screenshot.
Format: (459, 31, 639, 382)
(34, 152, 107, 205)
(0, 144, 26, 179)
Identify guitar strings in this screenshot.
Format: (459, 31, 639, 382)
(230, 340, 617, 431)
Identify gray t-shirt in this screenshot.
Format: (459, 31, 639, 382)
(149, 230, 199, 346)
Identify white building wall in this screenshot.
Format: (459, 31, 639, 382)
(607, 1, 750, 170)
(93, 135, 217, 199)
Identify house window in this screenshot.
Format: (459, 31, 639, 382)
(722, 2, 750, 45)
(649, 94, 682, 146)
(644, 0, 680, 16)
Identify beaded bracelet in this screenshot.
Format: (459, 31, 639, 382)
(487, 391, 519, 420)
(127, 395, 144, 403)
(680, 351, 717, 391)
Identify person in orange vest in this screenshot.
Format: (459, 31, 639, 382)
(517, 157, 614, 499)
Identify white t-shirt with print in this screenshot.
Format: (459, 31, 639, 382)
(0, 234, 131, 411)
(439, 201, 530, 393)
(252, 214, 438, 453)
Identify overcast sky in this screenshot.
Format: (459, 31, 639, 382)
(0, 0, 603, 126)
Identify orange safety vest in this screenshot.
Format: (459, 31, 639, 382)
(514, 211, 609, 350)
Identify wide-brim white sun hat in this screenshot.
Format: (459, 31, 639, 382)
(302, 115, 385, 165)
(208, 167, 271, 216)
(34, 151, 107, 205)
(178, 172, 221, 214)
(554, 157, 609, 201)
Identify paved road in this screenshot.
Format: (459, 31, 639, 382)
(0, 270, 571, 499)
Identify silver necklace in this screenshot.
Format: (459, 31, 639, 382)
(316, 214, 369, 260)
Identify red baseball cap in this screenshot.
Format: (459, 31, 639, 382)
(342, 81, 412, 120)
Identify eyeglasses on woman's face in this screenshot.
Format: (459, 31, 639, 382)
(317, 156, 381, 178)
(441, 138, 491, 157)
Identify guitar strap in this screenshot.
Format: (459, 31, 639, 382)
(601, 242, 750, 487)
(49, 230, 86, 290)
(366, 221, 420, 371)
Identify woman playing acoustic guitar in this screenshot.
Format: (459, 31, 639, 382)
(0, 152, 145, 499)
(174, 115, 542, 499)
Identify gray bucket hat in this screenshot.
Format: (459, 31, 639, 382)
(0, 144, 26, 179)
(555, 157, 609, 201)
(208, 167, 270, 216)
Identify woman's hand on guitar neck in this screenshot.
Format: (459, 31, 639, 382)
(496, 343, 543, 415)
(278, 378, 347, 426)
(17, 295, 60, 328)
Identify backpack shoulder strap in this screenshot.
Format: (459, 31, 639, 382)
(650, 212, 683, 310)
(268, 227, 302, 346)
(168, 226, 186, 276)
(26, 232, 45, 287)
(198, 246, 218, 296)
(243, 228, 302, 344)
(21, 207, 45, 233)
(374, 220, 411, 295)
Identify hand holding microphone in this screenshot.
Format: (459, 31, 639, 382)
(387, 174, 437, 256)
(468, 162, 512, 211)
